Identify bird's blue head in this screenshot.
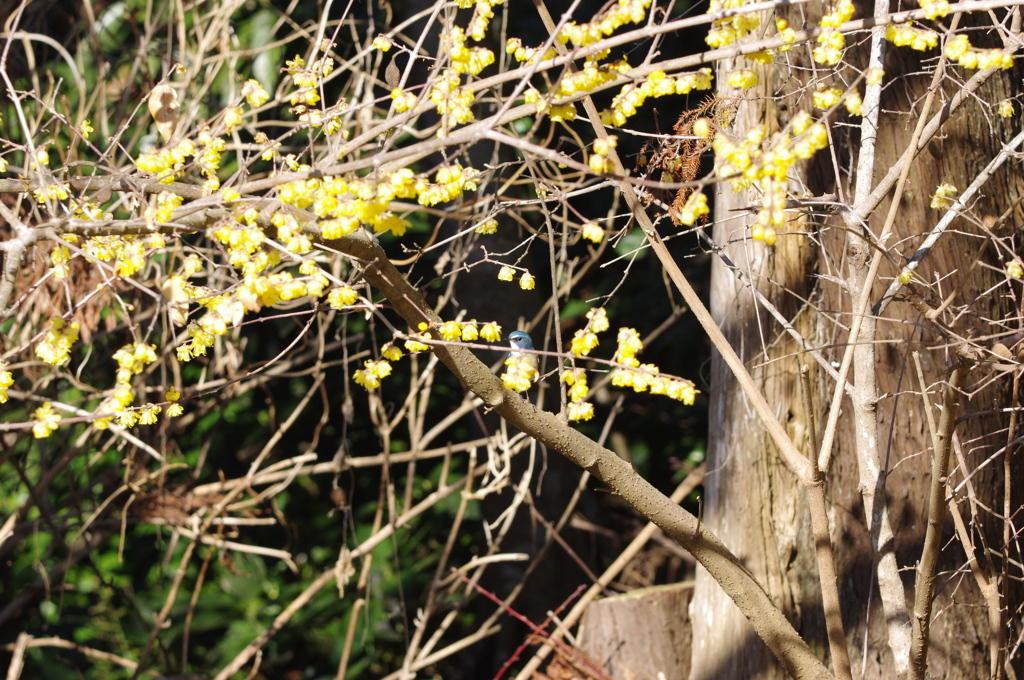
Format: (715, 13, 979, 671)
(507, 331, 539, 373)
(508, 331, 535, 352)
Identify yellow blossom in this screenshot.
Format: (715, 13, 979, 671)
(0, 362, 13, 403)
(519, 272, 535, 290)
(138, 404, 161, 425)
(930, 183, 957, 209)
(813, 88, 842, 110)
(242, 79, 270, 107)
(727, 69, 757, 89)
(33, 402, 61, 438)
(79, 119, 93, 140)
(571, 330, 599, 357)
(327, 286, 359, 309)
(501, 355, 539, 393)
(567, 401, 595, 421)
(480, 322, 503, 342)
(676, 192, 709, 226)
(998, 100, 1014, 118)
(404, 331, 432, 352)
(586, 307, 610, 333)
(440, 321, 463, 341)
(476, 218, 498, 234)
(381, 342, 403, 361)
(498, 266, 515, 281)
(1006, 261, 1023, 279)
(581, 222, 604, 243)
(36, 318, 79, 366)
(223, 107, 243, 131)
(112, 343, 158, 384)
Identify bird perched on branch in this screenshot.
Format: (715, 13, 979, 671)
(503, 331, 540, 394)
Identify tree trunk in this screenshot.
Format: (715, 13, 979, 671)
(688, 14, 1023, 680)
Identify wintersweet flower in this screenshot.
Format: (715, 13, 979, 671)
(0, 362, 13, 403)
(480, 322, 503, 342)
(501, 355, 539, 392)
(33, 402, 61, 438)
(36, 318, 79, 366)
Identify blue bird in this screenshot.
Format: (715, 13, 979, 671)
(507, 331, 539, 371)
(504, 331, 540, 395)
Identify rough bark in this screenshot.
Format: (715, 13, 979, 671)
(688, 12, 1023, 680)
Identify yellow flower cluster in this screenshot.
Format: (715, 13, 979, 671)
(35, 318, 79, 366)
(558, 0, 652, 48)
(885, 24, 938, 51)
(327, 285, 359, 309)
(446, 26, 495, 76)
(276, 168, 426, 239)
(354, 359, 393, 389)
(32, 183, 70, 204)
(706, 0, 763, 48)
(501, 355, 539, 393)
(0, 362, 13, 403)
(570, 307, 610, 357)
(675, 192, 709, 226)
(727, 69, 757, 89)
(33, 402, 61, 438)
(476, 218, 498, 234)
(391, 88, 418, 112)
(505, 38, 557, 65)
(752, 178, 784, 244)
(73, 234, 158, 277)
(176, 320, 217, 361)
(581, 222, 604, 243)
(419, 163, 480, 207)
(144, 191, 183, 226)
(194, 130, 226, 193)
(998, 100, 1015, 118)
(920, 0, 950, 19)
(242, 79, 270, 108)
(405, 325, 433, 353)
(285, 53, 334, 108)
(776, 18, 797, 51)
(713, 112, 828, 189)
(381, 342, 403, 362)
(561, 369, 594, 421)
(112, 343, 157, 384)
(589, 135, 618, 174)
(552, 62, 630, 99)
(600, 69, 712, 127)
(213, 213, 266, 266)
(437, 319, 503, 342)
(930, 182, 957, 209)
(136, 138, 198, 183)
(844, 89, 863, 115)
(945, 35, 1014, 70)
(91, 343, 162, 428)
(430, 70, 477, 130)
(712, 113, 827, 244)
(813, 0, 855, 65)
(223, 106, 243, 132)
(609, 328, 698, 404)
(50, 235, 75, 280)
(467, 0, 498, 40)
(165, 387, 184, 417)
(1006, 260, 1024, 280)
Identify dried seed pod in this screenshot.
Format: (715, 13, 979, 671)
(147, 84, 179, 142)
